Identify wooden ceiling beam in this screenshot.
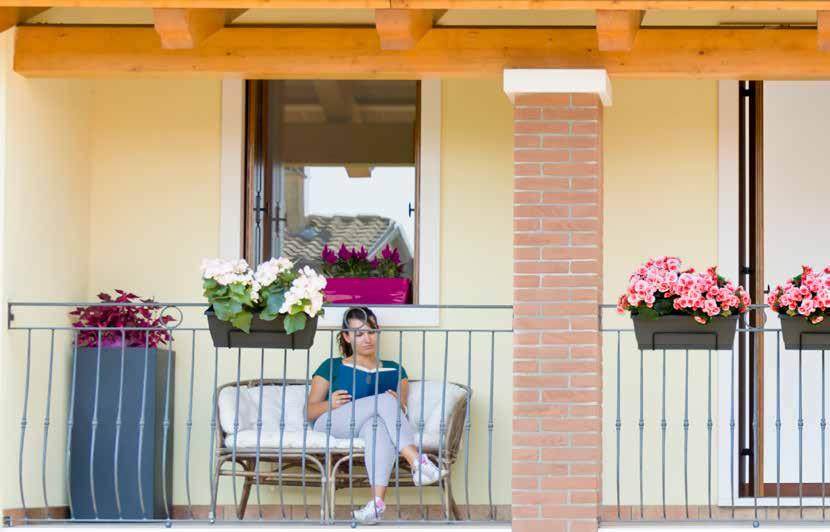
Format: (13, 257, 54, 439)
(17, 25, 830, 80)
(0, 7, 47, 33)
(1, 0, 829, 9)
(375, 9, 436, 50)
(153, 8, 229, 49)
(818, 10, 830, 51)
(596, 9, 644, 52)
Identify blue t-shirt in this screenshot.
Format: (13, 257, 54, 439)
(313, 357, 408, 401)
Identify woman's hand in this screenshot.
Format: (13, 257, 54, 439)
(330, 390, 352, 410)
(385, 390, 408, 415)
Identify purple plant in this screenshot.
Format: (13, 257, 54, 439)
(70, 290, 174, 348)
(321, 244, 404, 278)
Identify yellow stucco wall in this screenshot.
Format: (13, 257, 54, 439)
(0, 29, 94, 510)
(602, 80, 720, 507)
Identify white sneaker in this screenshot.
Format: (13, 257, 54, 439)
(352, 497, 385, 525)
(411, 454, 448, 486)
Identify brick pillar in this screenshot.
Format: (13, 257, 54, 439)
(505, 70, 608, 532)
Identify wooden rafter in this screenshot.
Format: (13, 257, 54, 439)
(596, 9, 644, 52)
(153, 8, 229, 49)
(375, 9, 437, 50)
(0, 7, 47, 33)
(17, 25, 830, 80)
(1, 0, 829, 8)
(818, 10, 830, 51)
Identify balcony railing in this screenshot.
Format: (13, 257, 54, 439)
(601, 303, 830, 525)
(5, 302, 512, 526)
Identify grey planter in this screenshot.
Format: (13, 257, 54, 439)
(205, 309, 318, 350)
(632, 314, 738, 350)
(780, 315, 830, 350)
(70, 347, 174, 520)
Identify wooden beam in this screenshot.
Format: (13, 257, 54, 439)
(818, 10, 830, 51)
(1, 0, 830, 8)
(153, 8, 227, 49)
(282, 123, 415, 164)
(345, 164, 373, 177)
(596, 9, 643, 52)
(375, 8, 435, 50)
(312, 81, 357, 122)
(18, 25, 830, 80)
(0, 7, 47, 33)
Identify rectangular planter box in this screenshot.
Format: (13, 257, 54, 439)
(780, 315, 830, 350)
(205, 309, 318, 350)
(70, 347, 174, 520)
(632, 314, 738, 350)
(324, 277, 412, 305)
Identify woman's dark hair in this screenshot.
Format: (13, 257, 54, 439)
(337, 306, 379, 357)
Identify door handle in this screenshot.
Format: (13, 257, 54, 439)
(408, 202, 415, 218)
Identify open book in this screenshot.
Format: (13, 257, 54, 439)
(337, 363, 401, 401)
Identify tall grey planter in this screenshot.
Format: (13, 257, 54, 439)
(69, 346, 175, 520)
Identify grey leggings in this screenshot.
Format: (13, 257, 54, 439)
(313, 393, 416, 487)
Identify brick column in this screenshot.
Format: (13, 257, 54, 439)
(505, 70, 609, 532)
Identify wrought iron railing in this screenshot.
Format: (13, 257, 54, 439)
(5, 302, 512, 526)
(601, 303, 830, 525)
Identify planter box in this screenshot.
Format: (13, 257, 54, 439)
(70, 347, 174, 520)
(205, 309, 318, 350)
(632, 314, 738, 350)
(780, 315, 830, 350)
(324, 277, 412, 305)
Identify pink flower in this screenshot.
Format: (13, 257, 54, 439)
(799, 298, 816, 317)
(703, 299, 721, 317)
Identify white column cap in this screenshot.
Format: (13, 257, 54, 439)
(503, 68, 612, 106)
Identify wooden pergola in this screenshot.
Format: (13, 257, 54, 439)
(8, 0, 830, 78)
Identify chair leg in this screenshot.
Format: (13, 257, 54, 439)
(443, 473, 461, 521)
(237, 462, 253, 520)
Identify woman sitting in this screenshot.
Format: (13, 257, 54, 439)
(307, 306, 446, 524)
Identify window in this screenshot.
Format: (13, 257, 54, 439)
(242, 80, 420, 298)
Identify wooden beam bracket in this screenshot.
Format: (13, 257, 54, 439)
(153, 8, 227, 49)
(596, 9, 644, 52)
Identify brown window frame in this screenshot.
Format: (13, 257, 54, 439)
(242, 80, 422, 302)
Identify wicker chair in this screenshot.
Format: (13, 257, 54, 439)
(212, 378, 471, 521)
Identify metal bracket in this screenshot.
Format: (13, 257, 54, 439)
(6, 303, 13, 329)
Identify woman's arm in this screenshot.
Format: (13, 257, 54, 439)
(399, 378, 409, 412)
(307, 375, 354, 422)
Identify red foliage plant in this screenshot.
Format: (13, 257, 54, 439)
(70, 290, 174, 348)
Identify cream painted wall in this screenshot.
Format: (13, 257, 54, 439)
(87, 79, 222, 301)
(602, 80, 720, 507)
(0, 28, 94, 510)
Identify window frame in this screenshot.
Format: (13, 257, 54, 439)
(219, 78, 441, 327)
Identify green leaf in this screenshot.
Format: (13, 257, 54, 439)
(284, 312, 307, 335)
(637, 306, 659, 320)
(212, 299, 242, 321)
(260, 291, 286, 321)
(653, 298, 674, 316)
(231, 310, 253, 333)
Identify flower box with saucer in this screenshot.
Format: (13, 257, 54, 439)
(202, 257, 326, 350)
(618, 256, 750, 350)
(321, 244, 411, 304)
(769, 265, 830, 350)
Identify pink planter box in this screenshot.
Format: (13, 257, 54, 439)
(324, 278, 412, 305)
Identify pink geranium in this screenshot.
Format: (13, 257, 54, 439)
(769, 265, 830, 323)
(618, 256, 750, 323)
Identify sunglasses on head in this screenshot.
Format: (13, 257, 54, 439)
(341, 307, 376, 330)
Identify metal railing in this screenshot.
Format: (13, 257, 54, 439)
(5, 302, 512, 526)
(601, 303, 830, 525)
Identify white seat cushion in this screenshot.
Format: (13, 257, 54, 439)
(218, 380, 467, 452)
